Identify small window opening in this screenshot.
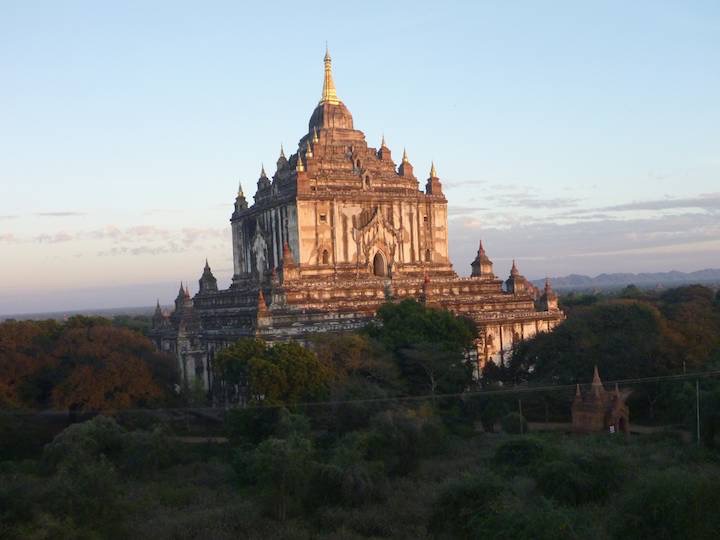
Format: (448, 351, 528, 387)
(322, 250, 330, 264)
(319, 214, 327, 222)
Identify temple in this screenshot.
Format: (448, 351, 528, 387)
(572, 367, 631, 434)
(150, 48, 565, 390)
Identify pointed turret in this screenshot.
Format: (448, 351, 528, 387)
(306, 141, 313, 158)
(309, 47, 354, 131)
(276, 144, 288, 172)
(320, 45, 340, 105)
(471, 239, 494, 278)
(234, 179, 248, 212)
(312, 127, 319, 143)
(505, 260, 528, 295)
(279, 241, 299, 282)
(398, 148, 414, 178)
(281, 241, 296, 267)
(539, 277, 559, 311)
(198, 259, 218, 293)
(378, 133, 392, 161)
(590, 365, 604, 399)
(295, 152, 305, 172)
(257, 163, 271, 191)
(257, 288, 268, 316)
(425, 161, 443, 195)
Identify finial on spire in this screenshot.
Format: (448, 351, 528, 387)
(237, 180, 244, 197)
(511, 259, 519, 275)
(280, 144, 285, 158)
(592, 365, 602, 386)
(204, 258, 210, 270)
(320, 45, 340, 105)
(260, 163, 267, 178)
(478, 239, 485, 254)
(312, 127, 319, 143)
(296, 153, 305, 172)
(402, 148, 409, 163)
(381, 133, 386, 147)
(430, 161, 437, 178)
(306, 141, 313, 158)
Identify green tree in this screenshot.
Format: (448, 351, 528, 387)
(249, 435, 314, 520)
(215, 339, 330, 405)
(365, 300, 476, 396)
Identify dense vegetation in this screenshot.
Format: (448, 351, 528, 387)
(0, 315, 176, 411)
(1, 289, 720, 538)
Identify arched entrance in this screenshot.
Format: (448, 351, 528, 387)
(373, 252, 386, 277)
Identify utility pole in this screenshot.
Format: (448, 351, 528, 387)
(696, 379, 701, 445)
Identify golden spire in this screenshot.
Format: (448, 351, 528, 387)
(306, 141, 313, 158)
(320, 45, 340, 105)
(237, 180, 244, 197)
(280, 144, 285, 159)
(402, 148, 409, 163)
(430, 161, 437, 178)
(381, 133, 386, 147)
(296, 153, 305, 172)
(312, 127, 319, 143)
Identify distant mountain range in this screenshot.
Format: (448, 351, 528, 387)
(531, 269, 720, 290)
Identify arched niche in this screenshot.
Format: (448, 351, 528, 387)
(373, 251, 386, 277)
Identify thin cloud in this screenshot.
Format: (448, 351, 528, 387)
(597, 193, 720, 212)
(34, 232, 75, 243)
(0, 215, 18, 220)
(35, 211, 87, 217)
(0, 233, 19, 243)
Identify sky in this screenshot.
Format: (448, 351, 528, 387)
(1, 1, 719, 315)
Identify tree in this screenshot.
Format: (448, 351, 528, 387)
(248, 435, 314, 520)
(509, 300, 677, 385)
(365, 300, 476, 396)
(215, 338, 330, 406)
(50, 325, 174, 411)
(366, 299, 476, 355)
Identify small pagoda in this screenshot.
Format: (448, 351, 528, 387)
(571, 366, 631, 434)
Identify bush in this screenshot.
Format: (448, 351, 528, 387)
(613, 468, 720, 539)
(42, 416, 125, 472)
(535, 460, 591, 505)
(501, 412, 528, 434)
(367, 407, 446, 476)
(429, 472, 505, 538)
(41, 416, 176, 479)
(225, 407, 293, 445)
(493, 437, 547, 468)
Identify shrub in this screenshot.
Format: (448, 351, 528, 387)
(367, 407, 446, 476)
(501, 412, 528, 434)
(429, 472, 505, 538)
(493, 437, 547, 468)
(535, 460, 591, 505)
(613, 468, 720, 539)
(42, 416, 125, 472)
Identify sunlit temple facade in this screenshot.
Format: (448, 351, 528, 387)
(150, 49, 565, 389)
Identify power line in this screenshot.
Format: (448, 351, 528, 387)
(3, 370, 720, 416)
